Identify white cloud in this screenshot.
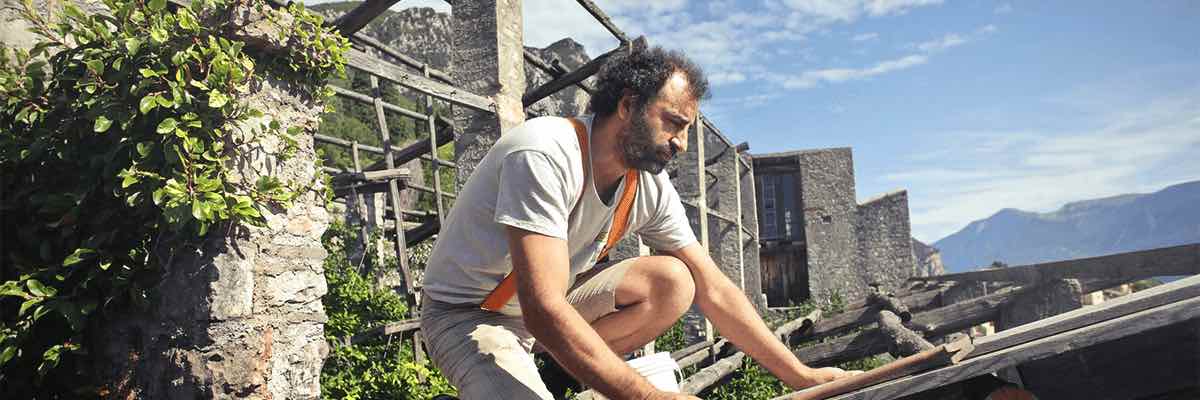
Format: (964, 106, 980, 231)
(781, 0, 943, 22)
(852, 32, 879, 41)
(915, 33, 966, 52)
(978, 24, 998, 34)
(772, 54, 927, 89)
(892, 96, 1200, 242)
(994, 3, 1013, 14)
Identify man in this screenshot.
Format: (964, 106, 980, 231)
(420, 45, 857, 400)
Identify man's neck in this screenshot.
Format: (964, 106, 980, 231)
(589, 114, 629, 202)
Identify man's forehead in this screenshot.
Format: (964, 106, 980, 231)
(655, 72, 699, 120)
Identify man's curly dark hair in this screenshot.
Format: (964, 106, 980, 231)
(588, 41, 710, 118)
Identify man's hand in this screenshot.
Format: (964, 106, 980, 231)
(644, 391, 700, 400)
(792, 367, 863, 388)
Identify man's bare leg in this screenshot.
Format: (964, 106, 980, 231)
(590, 255, 696, 355)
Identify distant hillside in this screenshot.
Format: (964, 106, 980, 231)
(934, 180, 1200, 272)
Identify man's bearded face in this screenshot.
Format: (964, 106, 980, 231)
(620, 108, 677, 174)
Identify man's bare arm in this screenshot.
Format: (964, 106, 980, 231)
(506, 227, 696, 400)
(666, 243, 856, 389)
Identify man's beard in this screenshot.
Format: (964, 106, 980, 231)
(620, 112, 676, 174)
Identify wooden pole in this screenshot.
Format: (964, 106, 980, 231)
(694, 116, 713, 343)
(773, 336, 974, 400)
(369, 75, 417, 312)
(425, 65, 446, 224)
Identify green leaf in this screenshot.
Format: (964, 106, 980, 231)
(85, 59, 104, 75)
(0, 346, 16, 366)
(136, 142, 152, 157)
(207, 90, 228, 108)
(150, 28, 167, 44)
(27, 279, 52, 297)
(121, 172, 138, 188)
(0, 281, 30, 299)
(19, 298, 41, 316)
(93, 116, 112, 132)
(63, 248, 94, 267)
(157, 118, 177, 134)
(138, 97, 155, 115)
(192, 200, 204, 221)
(148, 0, 166, 12)
(125, 38, 142, 54)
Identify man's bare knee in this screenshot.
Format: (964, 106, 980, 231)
(649, 256, 695, 313)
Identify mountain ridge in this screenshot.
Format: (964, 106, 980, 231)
(934, 180, 1200, 272)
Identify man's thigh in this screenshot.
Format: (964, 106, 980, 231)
(566, 257, 638, 323)
(421, 300, 554, 400)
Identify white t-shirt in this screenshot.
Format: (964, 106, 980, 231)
(421, 115, 697, 315)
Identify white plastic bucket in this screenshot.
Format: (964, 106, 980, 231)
(596, 352, 682, 399)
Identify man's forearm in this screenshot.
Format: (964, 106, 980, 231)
(522, 295, 656, 399)
(694, 265, 822, 388)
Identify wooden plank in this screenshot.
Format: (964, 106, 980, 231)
(775, 337, 974, 400)
(371, 75, 417, 311)
(347, 48, 494, 112)
(424, 65, 446, 224)
(909, 243, 1200, 284)
(970, 274, 1200, 358)
(332, 0, 402, 35)
(681, 352, 746, 395)
(793, 329, 891, 367)
(348, 32, 453, 83)
(670, 339, 716, 361)
(695, 116, 713, 342)
(806, 305, 880, 343)
(523, 49, 595, 94)
(676, 339, 728, 370)
(824, 296, 1200, 400)
(330, 85, 431, 121)
(908, 286, 1029, 338)
(350, 318, 420, 344)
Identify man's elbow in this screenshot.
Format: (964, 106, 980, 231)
(519, 294, 568, 336)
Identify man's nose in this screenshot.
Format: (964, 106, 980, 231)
(670, 136, 687, 153)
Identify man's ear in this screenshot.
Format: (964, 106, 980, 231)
(617, 89, 637, 122)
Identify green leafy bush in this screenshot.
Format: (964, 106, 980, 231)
(0, 0, 347, 394)
(320, 221, 455, 399)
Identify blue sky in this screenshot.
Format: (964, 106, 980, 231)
(342, 0, 1200, 243)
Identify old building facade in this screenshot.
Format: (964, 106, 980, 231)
(754, 148, 919, 305)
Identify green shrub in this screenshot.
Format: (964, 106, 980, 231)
(320, 221, 454, 399)
(0, 0, 347, 395)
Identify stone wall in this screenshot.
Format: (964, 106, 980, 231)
(794, 148, 865, 304)
(911, 238, 945, 277)
(855, 190, 918, 294)
(0, 2, 336, 397)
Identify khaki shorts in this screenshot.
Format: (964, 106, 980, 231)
(420, 259, 633, 400)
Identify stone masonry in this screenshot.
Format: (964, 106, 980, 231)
(0, 2, 337, 397)
(753, 148, 917, 305)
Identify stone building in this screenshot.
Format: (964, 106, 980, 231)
(753, 148, 917, 305)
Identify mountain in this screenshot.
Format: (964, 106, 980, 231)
(934, 180, 1200, 273)
(309, 2, 590, 116)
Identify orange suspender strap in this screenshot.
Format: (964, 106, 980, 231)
(480, 118, 640, 312)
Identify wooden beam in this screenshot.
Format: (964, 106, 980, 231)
(822, 296, 1200, 400)
(347, 47, 495, 112)
(869, 290, 912, 322)
(350, 318, 420, 344)
(774, 309, 821, 346)
(676, 339, 728, 370)
(681, 352, 746, 395)
(574, 0, 630, 43)
(332, 0, 403, 36)
(908, 286, 1029, 337)
(670, 339, 716, 361)
(909, 243, 1200, 284)
(348, 32, 454, 83)
(521, 39, 641, 107)
(774, 337, 973, 400)
(793, 329, 891, 367)
(876, 310, 931, 357)
(970, 274, 1200, 358)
